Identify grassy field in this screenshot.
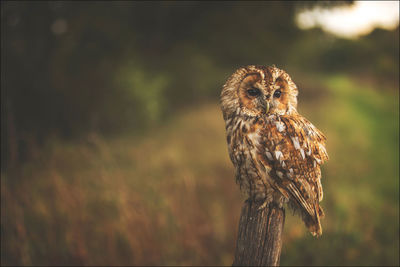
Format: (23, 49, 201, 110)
(1, 75, 399, 266)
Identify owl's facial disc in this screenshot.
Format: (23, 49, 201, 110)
(236, 69, 295, 117)
(267, 76, 291, 115)
(238, 73, 268, 116)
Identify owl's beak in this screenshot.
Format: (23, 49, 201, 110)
(264, 101, 270, 114)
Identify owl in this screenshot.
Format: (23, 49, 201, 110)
(220, 65, 328, 236)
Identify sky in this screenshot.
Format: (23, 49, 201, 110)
(296, 1, 400, 38)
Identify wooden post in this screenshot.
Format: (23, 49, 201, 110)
(233, 200, 285, 266)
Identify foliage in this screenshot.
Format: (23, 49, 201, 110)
(115, 61, 169, 127)
(288, 26, 399, 88)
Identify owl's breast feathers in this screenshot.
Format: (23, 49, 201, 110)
(227, 113, 328, 236)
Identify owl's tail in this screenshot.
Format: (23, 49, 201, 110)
(305, 204, 324, 237)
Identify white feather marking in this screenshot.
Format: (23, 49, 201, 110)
(307, 146, 312, 156)
(275, 150, 283, 161)
(319, 143, 327, 157)
(291, 136, 300, 150)
(315, 157, 322, 164)
(300, 148, 305, 160)
(247, 132, 258, 145)
(313, 160, 317, 167)
(275, 121, 285, 132)
(281, 161, 286, 168)
(276, 171, 283, 179)
(266, 151, 273, 160)
(289, 168, 294, 174)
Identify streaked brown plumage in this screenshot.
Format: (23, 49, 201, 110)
(220, 65, 328, 236)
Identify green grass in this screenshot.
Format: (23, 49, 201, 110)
(1, 75, 399, 266)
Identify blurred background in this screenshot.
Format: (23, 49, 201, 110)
(1, 1, 399, 266)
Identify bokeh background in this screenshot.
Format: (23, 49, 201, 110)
(1, 1, 399, 266)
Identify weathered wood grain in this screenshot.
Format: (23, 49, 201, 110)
(233, 200, 285, 266)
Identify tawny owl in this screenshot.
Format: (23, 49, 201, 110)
(220, 65, 328, 236)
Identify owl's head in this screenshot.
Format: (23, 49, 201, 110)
(220, 65, 298, 119)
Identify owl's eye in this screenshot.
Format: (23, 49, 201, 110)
(273, 90, 282, 98)
(247, 88, 261, 97)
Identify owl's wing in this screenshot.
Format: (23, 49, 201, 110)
(258, 114, 328, 236)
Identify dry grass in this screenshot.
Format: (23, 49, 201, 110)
(1, 103, 242, 266)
